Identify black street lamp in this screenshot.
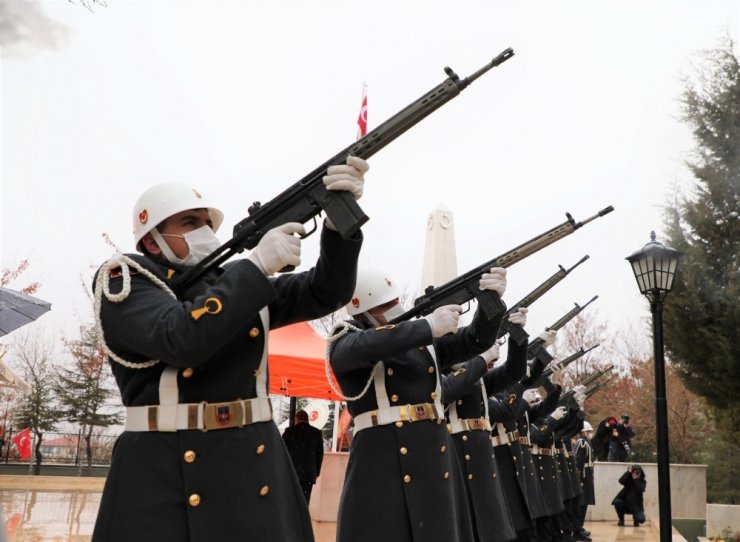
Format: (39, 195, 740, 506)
(626, 231, 681, 542)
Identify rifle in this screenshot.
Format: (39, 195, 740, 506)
(526, 295, 599, 362)
(558, 365, 614, 406)
(499, 255, 590, 346)
(170, 48, 515, 294)
(540, 343, 600, 380)
(389, 207, 613, 325)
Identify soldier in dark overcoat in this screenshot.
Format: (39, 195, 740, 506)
(574, 421, 595, 541)
(91, 158, 367, 542)
(328, 267, 508, 542)
(526, 389, 567, 541)
(441, 307, 529, 542)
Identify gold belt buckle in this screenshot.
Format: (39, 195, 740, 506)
(202, 400, 244, 431)
(407, 403, 434, 422)
(468, 418, 485, 430)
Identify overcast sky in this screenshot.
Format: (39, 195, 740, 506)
(1, 0, 738, 359)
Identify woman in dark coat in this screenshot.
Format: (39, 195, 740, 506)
(612, 464, 647, 526)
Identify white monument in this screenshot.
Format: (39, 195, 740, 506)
(420, 205, 458, 293)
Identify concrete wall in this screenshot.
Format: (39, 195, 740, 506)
(586, 461, 707, 522)
(309, 452, 349, 522)
(706, 504, 740, 539)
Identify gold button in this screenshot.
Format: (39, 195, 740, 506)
(418, 346, 425, 351)
(249, 327, 260, 338)
(457, 400, 463, 405)
(430, 392, 438, 400)
(403, 475, 411, 483)
(428, 366, 435, 374)
(183, 450, 196, 463)
(465, 454, 471, 461)
(462, 435, 468, 441)
(493, 473, 497, 478)
(259, 485, 269, 496)
(400, 447, 408, 455)
(468, 474, 473, 480)
(256, 444, 265, 455)
(440, 445, 446, 453)
(444, 471, 449, 479)
(188, 494, 201, 507)
(395, 421, 403, 428)
(513, 456, 517, 461)
(387, 368, 394, 376)
(182, 368, 194, 378)
(391, 394, 399, 403)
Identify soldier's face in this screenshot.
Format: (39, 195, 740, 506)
(366, 299, 399, 325)
(155, 208, 212, 259)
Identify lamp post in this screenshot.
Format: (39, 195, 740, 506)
(626, 231, 681, 542)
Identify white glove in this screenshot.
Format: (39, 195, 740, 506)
(522, 388, 541, 405)
(550, 406, 568, 420)
(508, 307, 528, 327)
(248, 222, 305, 276)
(575, 393, 586, 408)
(323, 155, 368, 200)
(480, 343, 500, 366)
(538, 329, 558, 348)
(423, 304, 462, 338)
(478, 267, 507, 297)
(572, 384, 586, 395)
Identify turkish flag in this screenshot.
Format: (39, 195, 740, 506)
(356, 85, 367, 140)
(12, 428, 31, 460)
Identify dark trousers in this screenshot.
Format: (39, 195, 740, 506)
(300, 481, 313, 504)
(613, 498, 645, 525)
(578, 504, 588, 530)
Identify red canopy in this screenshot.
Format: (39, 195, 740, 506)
(268, 321, 342, 400)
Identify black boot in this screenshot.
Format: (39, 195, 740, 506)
(617, 517, 624, 527)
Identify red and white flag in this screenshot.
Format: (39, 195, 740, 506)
(12, 428, 31, 460)
(356, 84, 368, 140)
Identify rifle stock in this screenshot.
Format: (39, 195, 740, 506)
(170, 49, 515, 294)
(389, 207, 613, 325)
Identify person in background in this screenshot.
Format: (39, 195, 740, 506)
(612, 464, 647, 527)
(282, 409, 325, 504)
(607, 414, 635, 462)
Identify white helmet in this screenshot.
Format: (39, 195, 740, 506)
(346, 269, 401, 316)
(133, 182, 224, 250)
(582, 421, 593, 432)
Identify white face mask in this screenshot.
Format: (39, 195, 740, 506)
(381, 303, 405, 323)
(160, 225, 221, 266)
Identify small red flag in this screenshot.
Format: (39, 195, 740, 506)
(12, 428, 31, 460)
(356, 84, 367, 140)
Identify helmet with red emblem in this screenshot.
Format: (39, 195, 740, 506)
(132, 182, 224, 251)
(346, 269, 401, 316)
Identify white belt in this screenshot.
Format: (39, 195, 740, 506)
(125, 397, 273, 432)
(448, 417, 492, 435)
(353, 402, 444, 434)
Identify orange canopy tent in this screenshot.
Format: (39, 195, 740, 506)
(268, 321, 342, 400)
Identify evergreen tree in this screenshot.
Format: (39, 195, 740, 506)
(55, 324, 122, 473)
(664, 38, 740, 444)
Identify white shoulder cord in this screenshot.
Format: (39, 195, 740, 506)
(94, 254, 177, 369)
(324, 321, 377, 401)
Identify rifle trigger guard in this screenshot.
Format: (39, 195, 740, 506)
(300, 217, 317, 239)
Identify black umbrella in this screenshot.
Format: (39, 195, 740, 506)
(0, 287, 52, 337)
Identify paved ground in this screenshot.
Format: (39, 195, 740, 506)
(312, 521, 659, 541)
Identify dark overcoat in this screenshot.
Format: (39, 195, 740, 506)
(442, 335, 527, 542)
(92, 227, 361, 542)
(282, 421, 324, 484)
(574, 436, 595, 505)
(329, 303, 502, 542)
